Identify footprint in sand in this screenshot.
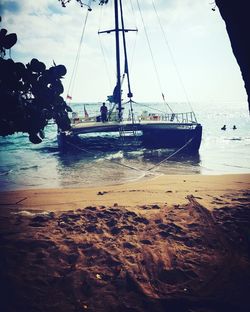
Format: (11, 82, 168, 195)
(123, 242, 135, 249)
(140, 239, 152, 245)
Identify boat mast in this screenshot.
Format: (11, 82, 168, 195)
(114, 0, 122, 121)
(98, 0, 136, 121)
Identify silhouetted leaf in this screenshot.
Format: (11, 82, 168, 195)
(2, 33, 17, 49)
(0, 26, 72, 143)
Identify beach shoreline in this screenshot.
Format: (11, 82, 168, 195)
(1, 173, 250, 312)
(1, 173, 249, 213)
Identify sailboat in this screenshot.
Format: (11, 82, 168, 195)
(58, 0, 202, 152)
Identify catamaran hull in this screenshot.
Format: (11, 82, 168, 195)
(142, 124, 202, 151)
(58, 123, 202, 152)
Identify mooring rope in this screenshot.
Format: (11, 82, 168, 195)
(147, 137, 194, 171)
(65, 140, 143, 172)
(63, 134, 195, 174)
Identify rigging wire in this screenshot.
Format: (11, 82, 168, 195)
(121, 0, 138, 92)
(98, 36, 113, 91)
(128, 32, 139, 92)
(129, 0, 137, 26)
(127, 0, 139, 67)
(98, 4, 113, 90)
(125, 101, 168, 114)
(66, 5, 91, 103)
(151, 0, 195, 113)
(136, 0, 173, 114)
(119, 0, 133, 101)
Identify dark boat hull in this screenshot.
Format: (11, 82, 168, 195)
(141, 124, 202, 151)
(58, 122, 202, 153)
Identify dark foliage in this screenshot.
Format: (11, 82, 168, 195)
(59, 0, 109, 8)
(215, 0, 250, 112)
(0, 26, 72, 144)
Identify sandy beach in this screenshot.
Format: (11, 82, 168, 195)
(0, 173, 250, 312)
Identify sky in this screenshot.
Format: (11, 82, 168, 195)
(0, 0, 248, 108)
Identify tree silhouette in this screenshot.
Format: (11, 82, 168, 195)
(59, 0, 109, 7)
(215, 0, 250, 112)
(0, 1, 109, 144)
(0, 25, 72, 144)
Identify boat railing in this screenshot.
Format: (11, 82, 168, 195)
(70, 111, 198, 125)
(162, 112, 197, 123)
(139, 111, 197, 123)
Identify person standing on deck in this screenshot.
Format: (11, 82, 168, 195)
(100, 102, 108, 122)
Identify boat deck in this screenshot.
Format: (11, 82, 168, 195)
(58, 111, 202, 151)
(71, 120, 198, 135)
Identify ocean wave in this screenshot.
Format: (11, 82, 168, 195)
(222, 163, 250, 170)
(19, 165, 39, 171)
(35, 146, 59, 154)
(224, 137, 242, 141)
(0, 169, 13, 176)
(0, 140, 15, 146)
(12, 210, 54, 217)
(100, 151, 124, 161)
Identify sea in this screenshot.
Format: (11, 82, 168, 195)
(0, 102, 249, 191)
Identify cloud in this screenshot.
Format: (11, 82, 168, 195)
(0, 1, 21, 15)
(0, 0, 247, 104)
(2, 1, 77, 59)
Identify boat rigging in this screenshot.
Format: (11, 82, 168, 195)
(58, 0, 202, 153)
(98, 0, 138, 121)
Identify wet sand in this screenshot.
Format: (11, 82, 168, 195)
(0, 174, 250, 312)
